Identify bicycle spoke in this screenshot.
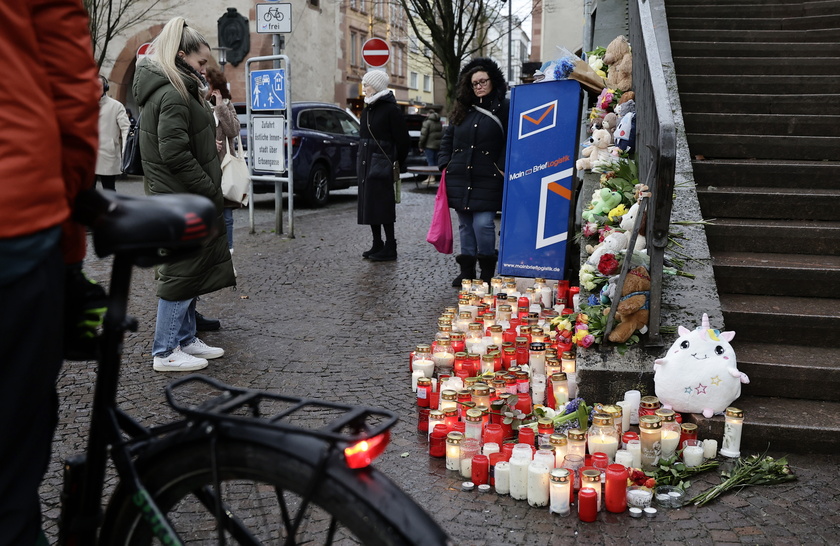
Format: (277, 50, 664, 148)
(192, 485, 262, 546)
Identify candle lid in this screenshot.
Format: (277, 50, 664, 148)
(680, 422, 698, 432)
(550, 467, 570, 482)
(530, 342, 546, 351)
(415, 344, 431, 353)
(581, 469, 601, 482)
(446, 431, 464, 442)
(417, 377, 432, 386)
(725, 407, 744, 418)
(472, 384, 490, 395)
(640, 396, 660, 409)
(639, 415, 662, 429)
(567, 428, 586, 441)
(477, 484, 492, 493)
(441, 390, 458, 400)
(655, 408, 676, 421)
(465, 409, 483, 422)
(592, 413, 613, 427)
(643, 506, 657, 517)
(549, 433, 568, 446)
(550, 372, 568, 382)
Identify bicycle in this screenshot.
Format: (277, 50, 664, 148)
(60, 190, 450, 545)
(264, 7, 285, 21)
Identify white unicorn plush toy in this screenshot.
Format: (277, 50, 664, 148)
(653, 314, 749, 418)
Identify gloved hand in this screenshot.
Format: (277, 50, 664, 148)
(63, 263, 107, 361)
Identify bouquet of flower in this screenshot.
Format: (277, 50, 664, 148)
(537, 47, 606, 93)
(688, 453, 796, 506)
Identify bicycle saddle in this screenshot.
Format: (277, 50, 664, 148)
(74, 189, 218, 267)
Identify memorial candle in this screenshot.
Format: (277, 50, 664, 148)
(604, 463, 628, 513)
(527, 461, 551, 507)
(494, 461, 511, 495)
(445, 432, 463, 471)
(549, 468, 572, 516)
(719, 407, 744, 458)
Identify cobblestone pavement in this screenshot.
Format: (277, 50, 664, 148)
(41, 178, 838, 544)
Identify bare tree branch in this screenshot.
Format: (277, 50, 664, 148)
(84, 0, 166, 68)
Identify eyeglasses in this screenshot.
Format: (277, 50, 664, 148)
(471, 78, 491, 89)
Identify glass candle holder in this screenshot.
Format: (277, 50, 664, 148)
(443, 407, 459, 429)
(416, 377, 432, 408)
(615, 400, 632, 433)
(587, 413, 619, 463)
(639, 415, 662, 471)
(567, 428, 587, 459)
(529, 342, 546, 376)
(518, 425, 536, 447)
(445, 431, 464, 471)
(431, 339, 455, 376)
(703, 438, 718, 459)
(604, 463, 628, 513)
(527, 460, 551, 508)
(429, 430, 447, 458)
(537, 418, 554, 447)
(439, 389, 458, 412)
(449, 331, 466, 354)
(638, 396, 661, 419)
(581, 469, 602, 511)
(464, 409, 483, 441)
(626, 439, 642, 469)
(602, 404, 624, 439)
(471, 454, 489, 485)
(549, 433, 568, 467)
(682, 439, 705, 467)
(549, 372, 569, 409)
(720, 407, 744, 458)
(550, 468, 572, 516)
(471, 384, 491, 409)
(533, 447, 556, 470)
(483, 423, 503, 446)
(509, 451, 531, 501)
(655, 408, 680, 460)
(428, 410, 445, 438)
(578, 487, 598, 522)
(614, 449, 633, 469)
(679, 422, 698, 448)
(459, 438, 481, 479)
(562, 453, 584, 491)
(560, 351, 576, 374)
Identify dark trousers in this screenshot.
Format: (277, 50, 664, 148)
(96, 175, 116, 191)
(0, 244, 64, 546)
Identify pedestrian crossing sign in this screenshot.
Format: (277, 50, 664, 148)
(250, 69, 286, 111)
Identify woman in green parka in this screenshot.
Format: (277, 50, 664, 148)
(134, 17, 235, 372)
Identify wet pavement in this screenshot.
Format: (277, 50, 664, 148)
(40, 178, 838, 544)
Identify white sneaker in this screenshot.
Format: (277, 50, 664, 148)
(153, 348, 209, 372)
(181, 338, 225, 359)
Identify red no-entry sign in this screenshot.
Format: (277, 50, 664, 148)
(136, 42, 152, 59)
(362, 38, 390, 67)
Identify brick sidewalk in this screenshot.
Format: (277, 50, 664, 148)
(41, 179, 838, 544)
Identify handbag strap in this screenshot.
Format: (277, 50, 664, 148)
(473, 105, 504, 134)
(223, 135, 243, 159)
(366, 116, 395, 164)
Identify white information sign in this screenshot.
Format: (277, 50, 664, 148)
(251, 116, 285, 173)
(256, 3, 292, 34)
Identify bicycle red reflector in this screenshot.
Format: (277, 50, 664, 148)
(344, 431, 390, 469)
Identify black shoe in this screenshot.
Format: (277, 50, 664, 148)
(362, 240, 384, 259)
(196, 312, 221, 332)
(368, 240, 397, 261)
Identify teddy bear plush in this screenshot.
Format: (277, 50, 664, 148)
(576, 128, 613, 171)
(603, 35, 632, 92)
(582, 188, 622, 223)
(618, 202, 646, 251)
(586, 232, 626, 266)
(607, 265, 650, 343)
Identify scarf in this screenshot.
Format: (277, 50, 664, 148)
(364, 88, 392, 105)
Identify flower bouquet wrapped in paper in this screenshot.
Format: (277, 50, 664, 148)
(535, 47, 607, 93)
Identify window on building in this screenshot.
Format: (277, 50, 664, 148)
(350, 32, 358, 66)
(350, 0, 357, 10)
(309, 0, 319, 7)
(409, 72, 418, 90)
(423, 74, 431, 92)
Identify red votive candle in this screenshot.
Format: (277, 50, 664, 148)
(428, 390, 440, 411)
(501, 443, 515, 461)
(518, 425, 535, 447)
(578, 488, 598, 522)
(417, 408, 430, 432)
(604, 463, 628, 513)
(622, 431, 639, 450)
(488, 452, 504, 486)
(515, 393, 532, 416)
(471, 454, 489, 485)
(429, 430, 447, 458)
(592, 452, 609, 470)
(483, 423, 503, 446)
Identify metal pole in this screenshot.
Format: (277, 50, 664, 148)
(272, 34, 283, 236)
(508, 0, 513, 84)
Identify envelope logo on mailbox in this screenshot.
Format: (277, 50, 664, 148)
(519, 100, 558, 140)
(536, 167, 573, 249)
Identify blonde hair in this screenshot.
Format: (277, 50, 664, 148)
(148, 17, 210, 100)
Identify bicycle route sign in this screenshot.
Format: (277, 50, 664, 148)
(362, 38, 390, 67)
(256, 3, 292, 34)
(250, 69, 286, 110)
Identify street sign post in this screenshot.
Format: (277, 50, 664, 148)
(256, 3, 292, 34)
(362, 38, 390, 67)
(251, 116, 286, 173)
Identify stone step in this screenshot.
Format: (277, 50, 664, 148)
(704, 218, 840, 255)
(698, 186, 840, 221)
(680, 93, 840, 115)
(719, 293, 840, 348)
(675, 74, 840, 94)
(666, 0, 840, 18)
(687, 396, 840, 454)
(692, 159, 840, 190)
(667, 13, 840, 31)
(684, 113, 840, 137)
(686, 133, 840, 161)
(731, 341, 840, 400)
(712, 251, 840, 297)
(674, 56, 840, 75)
(671, 40, 840, 57)
(667, 27, 840, 42)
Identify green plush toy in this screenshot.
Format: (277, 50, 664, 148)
(582, 188, 622, 222)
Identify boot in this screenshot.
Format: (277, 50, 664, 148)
(477, 254, 498, 284)
(362, 239, 384, 259)
(369, 240, 397, 261)
(451, 254, 477, 287)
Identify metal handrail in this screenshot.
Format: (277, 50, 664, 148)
(604, 0, 676, 348)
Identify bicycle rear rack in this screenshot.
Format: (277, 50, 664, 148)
(165, 374, 397, 444)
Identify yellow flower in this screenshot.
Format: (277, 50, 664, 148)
(608, 204, 628, 222)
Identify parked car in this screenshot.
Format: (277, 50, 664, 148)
(235, 102, 360, 207)
(403, 113, 429, 170)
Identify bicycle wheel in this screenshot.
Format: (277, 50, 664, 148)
(100, 437, 449, 546)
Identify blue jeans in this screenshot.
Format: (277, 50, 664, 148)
(424, 148, 439, 168)
(455, 210, 497, 256)
(223, 208, 234, 250)
(152, 297, 197, 357)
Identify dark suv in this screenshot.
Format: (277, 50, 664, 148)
(236, 102, 360, 207)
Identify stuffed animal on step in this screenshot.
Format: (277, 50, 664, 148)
(586, 232, 626, 266)
(653, 313, 749, 418)
(618, 202, 646, 251)
(576, 128, 614, 171)
(614, 112, 636, 152)
(582, 187, 622, 223)
(607, 266, 650, 343)
(603, 35, 633, 92)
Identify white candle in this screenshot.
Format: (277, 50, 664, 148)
(482, 442, 500, 456)
(509, 456, 530, 501)
(588, 436, 619, 463)
(624, 390, 641, 425)
(445, 443, 460, 471)
(703, 439, 718, 459)
(683, 445, 704, 467)
(626, 439, 642, 469)
(413, 358, 434, 380)
(614, 449, 634, 468)
(549, 474, 571, 516)
(616, 400, 632, 432)
(660, 430, 681, 460)
(527, 461, 551, 508)
(460, 456, 473, 479)
(494, 461, 511, 495)
(411, 370, 424, 392)
(567, 373, 578, 399)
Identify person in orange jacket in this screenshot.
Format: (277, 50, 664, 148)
(0, 0, 100, 543)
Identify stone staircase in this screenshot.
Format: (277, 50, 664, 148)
(665, 0, 840, 453)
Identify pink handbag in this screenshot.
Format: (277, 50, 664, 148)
(426, 170, 453, 254)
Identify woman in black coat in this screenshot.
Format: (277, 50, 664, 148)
(438, 58, 509, 286)
(357, 70, 410, 261)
